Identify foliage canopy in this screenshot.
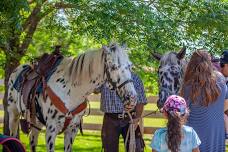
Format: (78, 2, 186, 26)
(0, 0, 228, 94)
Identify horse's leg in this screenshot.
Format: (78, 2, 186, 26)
(8, 101, 20, 137)
(64, 125, 79, 152)
(30, 122, 43, 152)
(46, 123, 58, 152)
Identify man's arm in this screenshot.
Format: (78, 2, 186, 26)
(135, 103, 144, 118)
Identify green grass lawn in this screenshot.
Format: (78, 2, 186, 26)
(0, 129, 153, 152)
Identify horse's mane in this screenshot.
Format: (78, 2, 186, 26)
(59, 48, 105, 85)
(58, 43, 131, 85)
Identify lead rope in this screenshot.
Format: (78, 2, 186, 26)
(125, 111, 136, 152)
(124, 108, 160, 152)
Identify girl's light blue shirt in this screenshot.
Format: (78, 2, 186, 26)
(150, 125, 201, 152)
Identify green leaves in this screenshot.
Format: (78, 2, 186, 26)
(0, 0, 228, 94)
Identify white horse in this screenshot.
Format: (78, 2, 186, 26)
(7, 43, 137, 152)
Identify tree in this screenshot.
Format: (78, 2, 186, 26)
(0, 0, 227, 138)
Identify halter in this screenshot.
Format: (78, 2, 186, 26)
(105, 65, 133, 90)
(103, 50, 133, 91)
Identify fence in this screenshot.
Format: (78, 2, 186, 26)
(0, 94, 162, 135)
(84, 94, 162, 134)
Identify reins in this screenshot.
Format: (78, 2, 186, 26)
(124, 108, 160, 152)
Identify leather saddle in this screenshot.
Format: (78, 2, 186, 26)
(21, 46, 63, 108)
(20, 46, 63, 134)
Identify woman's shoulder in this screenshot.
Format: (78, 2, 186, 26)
(214, 71, 226, 83)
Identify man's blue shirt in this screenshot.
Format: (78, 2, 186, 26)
(100, 72, 147, 113)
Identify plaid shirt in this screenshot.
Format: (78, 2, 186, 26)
(100, 72, 147, 113)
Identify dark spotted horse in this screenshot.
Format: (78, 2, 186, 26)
(152, 47, 186, 109)
(7, 43, 137, 152)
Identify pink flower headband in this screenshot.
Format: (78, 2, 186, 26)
(161, 95, 188, 116)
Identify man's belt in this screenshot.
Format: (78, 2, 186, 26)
(105, 112, 136, 120)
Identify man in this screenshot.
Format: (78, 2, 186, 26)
(220, 50, 228, 78)
(220, 50, 228, 139)
(97, 72, 147, 152)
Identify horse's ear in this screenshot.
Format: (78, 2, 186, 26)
(151, 52, 162, 61)
(102, 45, 110, 54)
(176, 47, 186, 60)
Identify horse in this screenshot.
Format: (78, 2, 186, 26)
(152, 47, 186, 109)
(7, 43, 138, 152)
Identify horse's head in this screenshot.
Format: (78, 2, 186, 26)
(102, 43, 137, 108)
(152, 47, 186, 109)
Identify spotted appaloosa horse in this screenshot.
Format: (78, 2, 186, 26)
(152, 47, 186, 109)
(7, 43, 137, 152)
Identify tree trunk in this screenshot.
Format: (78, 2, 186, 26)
(3, 58, 20, 136)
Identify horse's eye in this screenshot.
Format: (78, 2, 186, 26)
(110, 47, 116, 52)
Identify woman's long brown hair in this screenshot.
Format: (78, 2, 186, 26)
(180, 50, 220, 106)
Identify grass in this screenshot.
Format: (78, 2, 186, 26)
(0, 129, 153, 152)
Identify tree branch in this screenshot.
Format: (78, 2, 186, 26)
(20, 1, 79, 55)
(19, 16, 41, 55)
(53, 2, 79, 9)
(22, 4, 42, 31)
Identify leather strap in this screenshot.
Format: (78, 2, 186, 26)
(45, 86, 87, 133)
(46, 86, 69, 114)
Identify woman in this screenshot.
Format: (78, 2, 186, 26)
(180, 50, 228, 152)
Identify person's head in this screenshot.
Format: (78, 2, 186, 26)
(180, 49, 220, 106)
(211, 54, 221, 71)
(220, 50, 228, 77)
(161, 95, 189, 152)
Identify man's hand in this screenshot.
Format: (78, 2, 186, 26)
(124, 102, 136, 112)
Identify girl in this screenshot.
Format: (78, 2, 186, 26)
(150, 95, 201, 152)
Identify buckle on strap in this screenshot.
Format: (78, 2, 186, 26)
(118, 113, 125, 119)
(65, 112, 73, 119)
(117, 112, 136, 119)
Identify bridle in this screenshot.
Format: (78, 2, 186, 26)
(103, 50, 134, 101)
(105, 65, 134, 90)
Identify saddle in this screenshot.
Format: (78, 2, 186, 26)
(20, 46, 63, 133)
